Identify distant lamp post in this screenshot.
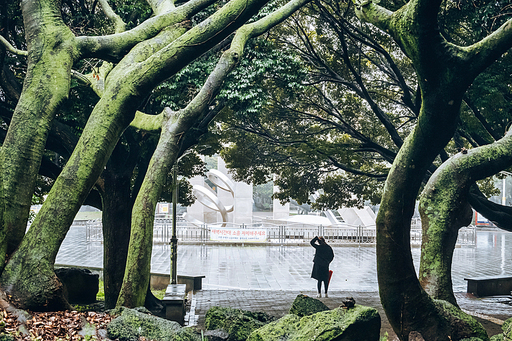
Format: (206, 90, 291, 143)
(170, 164, 178, 284)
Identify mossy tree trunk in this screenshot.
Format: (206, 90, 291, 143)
(117, 0, 313, 307)
(0, 0, 76, 270)
(355, 0, 512, 339)
(0, 0, 275, 310)
(419, 130, 512, 306)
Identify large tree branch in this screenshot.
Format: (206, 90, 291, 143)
(353, 0, 393, 33)
(147, 0, 176, 15)
(0, 36, 27, 56)
(76, 0, 216, 61)
(97, 0, 126, 33)
(130, 111, 165, 132)
(465, 19, 512, 80)
(468, 185, 512, 232)
(419, 127, 512, 307)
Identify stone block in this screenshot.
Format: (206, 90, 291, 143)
(162, 284, 187, 325)
(465, 276, 512, 296)
(55, 267, 99, 304)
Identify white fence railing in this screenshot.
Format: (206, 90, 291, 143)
(84, 219, 476, 246)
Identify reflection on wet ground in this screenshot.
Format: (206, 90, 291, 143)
(56, 226, 512, 294)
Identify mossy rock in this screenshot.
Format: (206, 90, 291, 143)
(433, 300, 489, 341)
(205, 306, 276, 341)
(174, 327, 204, 341)
(246, 314, 300, 341)
(289, 294, 329, 317)
(107, 307, 199, 341)
(248, 304, 381, 341)
(503, 316, 512, 339)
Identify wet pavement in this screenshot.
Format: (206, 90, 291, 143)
(55, 225, 512, 339)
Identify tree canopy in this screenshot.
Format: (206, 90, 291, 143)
(213, 0, 510, 212)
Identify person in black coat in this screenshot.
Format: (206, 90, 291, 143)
(310, 236, 334, 298)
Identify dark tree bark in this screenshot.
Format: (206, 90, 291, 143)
(468, 186, 512, 231)
(98, 164, 133, 309)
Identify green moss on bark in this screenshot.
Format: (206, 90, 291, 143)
(433, 300, 489, 341)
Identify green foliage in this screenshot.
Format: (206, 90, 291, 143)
(215, 0, 512, 210)
(501, 316, 512, 339)
(379, 331, 389, 341)
(215, 1, 412, 209)
(439, 0, 511, 45)
(61, 0, 152, 34)
(478, 177, 501, 199)
(313, 173, 384, 209)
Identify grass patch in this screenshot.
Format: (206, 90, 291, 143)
(75, 211, 102, 220)
(97, 279, 166, 301)
(97, 279, 105, 301)
(152, 288, 166, 300)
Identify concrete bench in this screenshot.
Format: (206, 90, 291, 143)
(178, 275, 205, 292)
(150, 274, 205, 292)
(162, 284, 187, 325)
(464, 276, 512, 297)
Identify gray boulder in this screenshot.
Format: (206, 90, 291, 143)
(55, 267, 99, 304)
(203, 329, 230, 340)
(248, 305, 381, 341)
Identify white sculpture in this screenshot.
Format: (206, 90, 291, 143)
(184, 169, 235, 227)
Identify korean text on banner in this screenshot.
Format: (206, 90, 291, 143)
(210, 228, 267, 243)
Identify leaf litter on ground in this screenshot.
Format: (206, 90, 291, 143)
(1, 308, 114, 340)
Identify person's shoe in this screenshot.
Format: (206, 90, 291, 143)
(324, 293, 329, 298)
(316, 293, 321, 298)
